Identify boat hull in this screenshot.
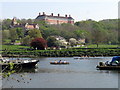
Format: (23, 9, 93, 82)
(96, 65, 120, 70)
(1, 60, 39, 70)
(50, 62, 69, 65)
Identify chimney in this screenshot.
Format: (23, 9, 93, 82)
(39, 13, 41, 16)
(65, 14, 67, 17)
(43, 12, 45, 15)
(58, 14, 60, 17)
(51, 13, 53, 16)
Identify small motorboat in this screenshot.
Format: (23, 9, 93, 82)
(73, 56, 89, 59)
(96, 56, 120, 70)
(50, 60, 69, 65)
(74, 57, 81, 59)
(0, 55, 39, 70)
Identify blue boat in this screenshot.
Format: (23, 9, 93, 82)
(96, 56, 120, 70)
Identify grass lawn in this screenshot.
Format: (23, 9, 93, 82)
(2, 45, 30, 51)
(86, 44, 118, 48)
(1, 44, 119, 51)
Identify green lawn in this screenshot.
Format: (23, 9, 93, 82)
(86, 44, 118, 48)
(2, 45, 30, 51)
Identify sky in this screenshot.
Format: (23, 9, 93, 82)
(0, 0, 119, 21)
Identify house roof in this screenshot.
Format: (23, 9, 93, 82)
(36, 14, 74, 20)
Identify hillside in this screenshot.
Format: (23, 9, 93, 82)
(1, 18, 119, 46)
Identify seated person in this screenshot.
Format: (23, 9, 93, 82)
(58, 60, 62, 63)
(63, 60, 67, 63)
(54, 60, 57, 63)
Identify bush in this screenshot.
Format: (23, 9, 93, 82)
(30, 38, 47, 50)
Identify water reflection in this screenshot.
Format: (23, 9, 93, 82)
(16, 68, 38, 73)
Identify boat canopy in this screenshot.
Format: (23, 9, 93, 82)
(111, 56, 120, 63)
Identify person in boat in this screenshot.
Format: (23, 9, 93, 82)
(58, 60, 62, 63)
(110, 56, 120, 66)
(63, 60, 67, 63)
(54, 60, 57, 64)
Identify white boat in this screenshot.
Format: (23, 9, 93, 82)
(0, 55, 39, 70)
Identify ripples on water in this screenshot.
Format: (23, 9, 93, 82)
(2, 57, 119, 88)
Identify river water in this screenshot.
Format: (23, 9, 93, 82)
(2, 57, 119, 88)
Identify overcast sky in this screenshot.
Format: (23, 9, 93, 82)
(0, 0, 119, 21)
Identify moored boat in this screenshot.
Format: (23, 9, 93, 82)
(96, 56, 120, 70)
(0, 55, 39, 70)
(96, 65, 120, 70)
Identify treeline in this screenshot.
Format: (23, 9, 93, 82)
(1, 18, 119, 46)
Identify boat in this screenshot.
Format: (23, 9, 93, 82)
(0, 55, 39, 70)
(74, 57, 81, 59)
(50, 61, 69, 65)
(96, 56, 120, 70)
(96, 65, 120, 70)
(73, 56, 89, 59)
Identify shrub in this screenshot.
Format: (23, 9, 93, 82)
(30, 38, 47, 50)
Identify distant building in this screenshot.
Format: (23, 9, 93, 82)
(10, 17, 39, 30)
(25, 23, 39, 30)
(11, 17, 18, 26)
(35, 12, 74, 25)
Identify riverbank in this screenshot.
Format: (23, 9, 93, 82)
(1, 46, 120, 57)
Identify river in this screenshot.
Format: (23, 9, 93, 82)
(2, 57, 119, 88)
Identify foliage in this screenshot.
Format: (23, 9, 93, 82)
(2, 19, 12, 30)
(9, 28, 18, 43)
(2, 30, 10, 39)
(30, 38, 47, 50)
(2, 18, 119, 46)
(15, 27, 24, 38)
(69, 38, 77, 46)
(28, 29, 42, 38)
(74, 30, 88, 39)
(2, 30, 10, 44)
(2, 62, 15, 78)
(75, 19, 118, 45)
(21, 35, 31, 46)
(2, 45, 119, 57)
(47, 36, 58, 47)
(91, 22, 106, 47)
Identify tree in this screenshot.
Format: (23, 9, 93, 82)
(18, 19, 27, 24)
(91, 22, 107, 47)
(69, 38, 77, 46)
(2, 19, 12, 30)
(16, 27, 24, 38)
(9, 28, 18, 43)
(2, 30, 10, 42)
(56, 40, 68, 47)
(47, 36, 57, 47)
(30, 38, 47, 50)
(74, 30, 88, 39)
(27, 19, 33, 24)
(21, 35, 31, 46)
(28, 29, 42, 38)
